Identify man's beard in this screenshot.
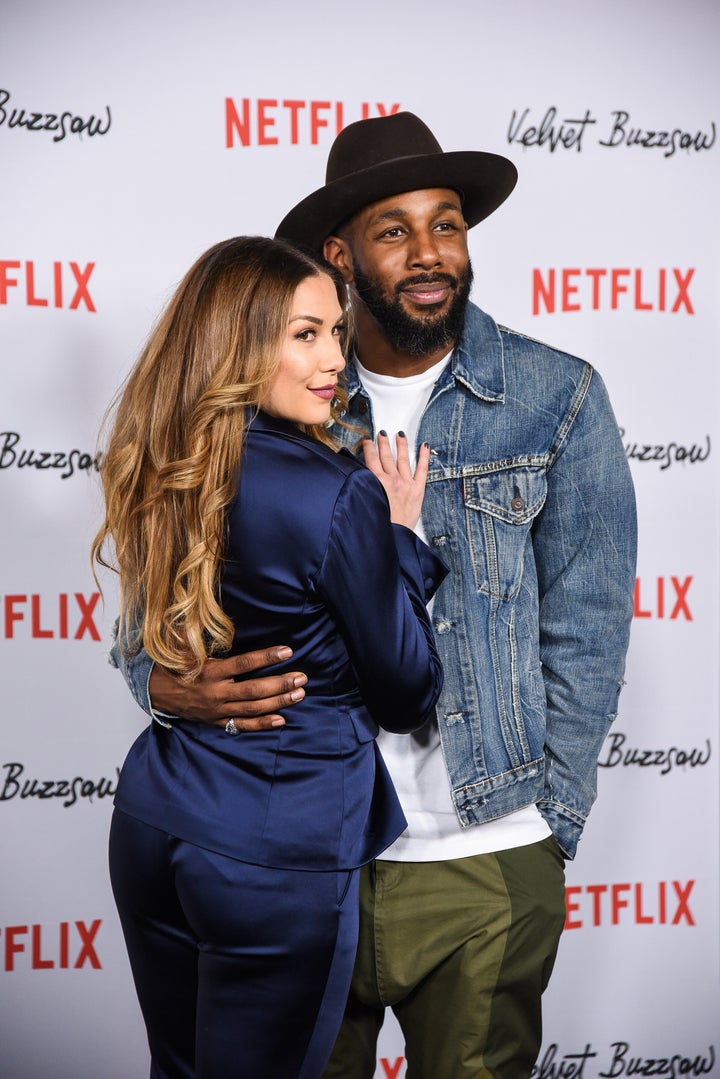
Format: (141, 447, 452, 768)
(352, 259, 474, 357)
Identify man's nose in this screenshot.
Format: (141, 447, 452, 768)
(406, 230, 442, 269)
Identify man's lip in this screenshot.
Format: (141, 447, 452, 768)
(401, 284, 452, 305)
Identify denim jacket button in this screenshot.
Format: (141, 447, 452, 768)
(511, 496, 525, 511)
(357, 399, 369, 414)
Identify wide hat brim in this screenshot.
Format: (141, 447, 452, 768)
(276, 130, 518, 254)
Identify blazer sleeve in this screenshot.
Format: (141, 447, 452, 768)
(315, 466, 447, 734)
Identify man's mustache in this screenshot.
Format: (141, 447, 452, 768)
(394, 273, 459, 296)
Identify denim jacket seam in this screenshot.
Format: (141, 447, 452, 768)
(547, 361, 594, 467)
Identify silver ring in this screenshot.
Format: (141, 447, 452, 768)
(225, 718, 239, 735)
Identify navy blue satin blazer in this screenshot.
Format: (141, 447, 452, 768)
(115, 411, 446, 871)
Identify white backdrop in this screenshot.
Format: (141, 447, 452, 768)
(1, 1, 718, 1075)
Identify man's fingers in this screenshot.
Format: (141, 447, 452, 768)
(228, 671, 307, 703)
(212, 645, 294, 679)
(214, 713, 287, 732)
(148, 651, 307, 723)
(212, 678, 308, 730)
(225, 676, 307, 714)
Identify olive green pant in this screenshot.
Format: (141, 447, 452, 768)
(323, 835, 566, 1079)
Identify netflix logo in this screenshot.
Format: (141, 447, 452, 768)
(2, 593, 101, 641)
(532, 268, 694, 315)
(225, 97, 400, 147)
(1, 920, 102, 971)
(0, 260, 96, 311)
(633, 577, 692, 621)
(564, 880, 695, 930)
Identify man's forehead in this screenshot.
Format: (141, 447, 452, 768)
(352, 187, 464, 227)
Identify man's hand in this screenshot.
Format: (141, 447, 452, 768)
(149, 646, 307, 730)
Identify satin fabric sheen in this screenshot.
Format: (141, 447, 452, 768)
(114, 410, 446, 871)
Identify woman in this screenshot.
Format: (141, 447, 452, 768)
(92, 236, 445, 1079)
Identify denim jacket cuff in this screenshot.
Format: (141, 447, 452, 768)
(537, 798, 585, 860)
(109, 618, 174, 729)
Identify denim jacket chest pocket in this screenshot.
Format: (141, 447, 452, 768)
(462, 464, 548, 600)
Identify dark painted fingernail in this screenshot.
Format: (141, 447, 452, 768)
(378, 429, 387, 437)
(398, 431, 406, 438)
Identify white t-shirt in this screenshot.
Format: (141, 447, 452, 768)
(355, 355, 551, 861)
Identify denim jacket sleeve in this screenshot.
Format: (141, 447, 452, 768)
(108, 617, 172, 726)
(533, 367, 637, 857)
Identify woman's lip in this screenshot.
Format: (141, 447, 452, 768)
(309, 386, 336, 400)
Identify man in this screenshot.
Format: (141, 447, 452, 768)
(115, 113, 637, 1077)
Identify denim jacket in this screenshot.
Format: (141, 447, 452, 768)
(114, 302, 636, 859)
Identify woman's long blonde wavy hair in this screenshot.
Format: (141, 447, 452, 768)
(92, 235, 348, 680)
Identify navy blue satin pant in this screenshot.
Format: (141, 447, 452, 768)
(109, 809, 359, 1079)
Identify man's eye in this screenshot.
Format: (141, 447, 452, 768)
(380, 226, 403, 238)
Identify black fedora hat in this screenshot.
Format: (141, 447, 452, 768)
(275, 112, 518, 252)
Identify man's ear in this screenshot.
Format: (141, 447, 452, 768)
(323, 235, 354, 283)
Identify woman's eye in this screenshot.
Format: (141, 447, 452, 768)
(295, 328, 316, 341)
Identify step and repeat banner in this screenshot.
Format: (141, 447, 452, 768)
(1, 1, 718, 1075)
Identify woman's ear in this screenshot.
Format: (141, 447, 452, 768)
(323, 236, 354, 284)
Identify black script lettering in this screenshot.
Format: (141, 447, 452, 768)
(0, 431, 101, 478)
(0, 762, 119, 807)
(0, 89, 111, 143)
(600, 1042, 716, 1079)
(600, 732, 711, 775)
(531, 1044, 598, 1079)
(619, 430, 711, 471)
(507, 106, 596, 152)
(0, 761, 23, 800)
(600, 111, 716, 158)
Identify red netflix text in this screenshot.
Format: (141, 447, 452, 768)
(1, 920, 102, 971)
(378, 1061, 405, 1079)
(225, 98, 401, 147)
(633, 577, 693, 621)
(2, 593, 101, 641)
(532, 268, 694, 315)
(0, 260, 96, 311)
(565, 880, 695, 929)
